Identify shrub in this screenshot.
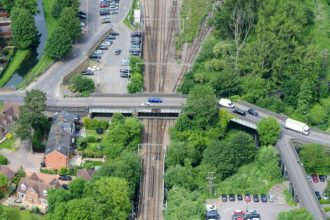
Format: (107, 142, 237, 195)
(59, 167, 69, 176)
(5, 133, 12, 139)
(70, 75, 95, 94)
(40, 168, 57, 174)
(0, 155, 8, 165)
(83, 118, 108, 130)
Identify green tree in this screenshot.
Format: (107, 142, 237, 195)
(165, 187, 204, 220)
(47, 188, 72, 213)
(52, 0, 80, 19)
(277, 208, 313, 220)
(69, 75, 95, 95)
(0, 174, 8, 192)
(308, 104, 327, 125)
(165, 161, 198, 190)
(127, 73, 143, 93)
(256, 146, 281, 180)
(166, 141, 200, 167)
(58, 7, 82, 42)
(0, 205, 9, 220)
(85, 177, 130, 219)
(184, 85, 218, 129)
(299, 144, 329, 173)
(45, 27, 72, 60)
(210, 71, 240, 97)
(14, 0, 38, 15)
(296, 79, 317, 114)
(10, 7, 38, 49)
(0, 0, 14, 12)
(257, 117, 280, 146)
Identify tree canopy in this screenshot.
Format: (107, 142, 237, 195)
(58, 7, 82, 42)
(46, 27, 72, 60)
(257, 117, 281, 146)
(277, 209, 313, 220)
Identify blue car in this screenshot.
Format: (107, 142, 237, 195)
(148, 97, 163, 103)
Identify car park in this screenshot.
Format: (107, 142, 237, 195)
(247, 108, 258, 116)
(245, 193, 251, 202)
(237, 194, 243, 201)
(233, 108, 247, 116)
(312, 173, 319, 183)
(319, 175, 326, 182)
(148, 97, 163, 103)
(253, 194, 259, 202)
(221, 194, 227, 202)
(261, 194, 267, 202)
(229, 193, 235, 202)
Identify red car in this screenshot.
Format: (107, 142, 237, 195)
(312, 173, 319, 183)
(245, 193, 251, 202)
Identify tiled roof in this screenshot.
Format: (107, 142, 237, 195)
(0, 166, 15, 181)
(45, 111, 75, 156)
(77, 168, 95, 181)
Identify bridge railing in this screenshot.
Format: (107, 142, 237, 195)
(91, 93, 187, 98)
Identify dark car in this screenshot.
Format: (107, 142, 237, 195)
(253, 194, 259, 202)
(120, 72, 130, 78)
(131, 32, 142, 37)
(74, 115, 80, 121)
(115, 49, 121, 55)
(312, 173, 319, 183)
(261, 194, 267, 203)
(120, 68, 130, 74)
(245, 193, 251, 202)
(81, 70, 94, 75)
(221, 194, 227, 202)
(98, 45, 109, 50)
(148, 97, 163, 103)
(110, 31, 119, 36)
(62, 184, 69, 190)
(107, 35, 116, 40)
(229, 193, 235, 202)
(319, 175, 327, 182)
(247, 108, 258, 116)
(315, 191, 322, 200)
(90, 54, 101, 60)
(59, 176, 72, 181)
(237, 194, 243, 201)
(233, 108, 247, 116)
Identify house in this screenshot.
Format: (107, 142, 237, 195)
(0, 100, 20, 139)
(16, 172, 61, 207)
(0, 166, 15, 183)
(44, 111, 75, 170)
(76, 168, 95, 181)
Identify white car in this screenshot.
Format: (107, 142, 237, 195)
(94, 50, 103, 55)
(87, 66, 99, 71)
(219, 98, 235, 108)
(205, 204, 216, 212)
(121, 59, 129, 66)
(101, 41, 111, 46)
(323, 193, 329, 200)
(268, 194, 274, 202)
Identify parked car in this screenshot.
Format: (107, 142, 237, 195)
(229, 193, 235, 202)
(90, 54, 101, 60)
(110, 31, 119, 36)
(101, 41, 111, 46)
(323, 193, 329, 200)
(94, 50, 103, 55)
(120, 69, 130, 74)
(247, 108, 258, 116)
(120, 72, 130, 78)
(107, 35, 116, 40)
(102, 18, 111, 24)
(319, 175, 326, 182)
(245, 193, 251, 202)
(307, 175, 312, 182)
(315, 191, 322, 200)
(82, 70, 94, 75)
(74, 115, 80, 121)
(312, 173, 319, 183)
(87, 66, 99, 71)
(253, 194, 259, 202)
(221, 194, 227, 202)
(148, 97, 163, 103)
(98, 45, 109, 50)
(59, 176, 72, 181)
(131, 32, 142, 37)
(237, 194, 243, 201)
(261, 194, 267, 203)
(62, 184, 69, 190)
(268, 194, 274, 202)
(78, 11, 87, 19)
(233, 108, 247, 116)
(115, 49, 121, 55)
(121, 59, 129, 66)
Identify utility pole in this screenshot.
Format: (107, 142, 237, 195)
(206, 172, 216, 195)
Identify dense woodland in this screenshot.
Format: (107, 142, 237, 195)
(180, 0, 330, 131)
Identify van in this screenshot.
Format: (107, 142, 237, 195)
(219, 98, 234, 108)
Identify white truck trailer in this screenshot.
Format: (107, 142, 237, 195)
(285, 118, 310, 135)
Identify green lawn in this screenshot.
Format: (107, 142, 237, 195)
(0, 138, 14, 149)
(17, 0, 57, 88)
(1, 205, 46, 220)
(85, 129, 106, 138)
(0, 50, 29, 87)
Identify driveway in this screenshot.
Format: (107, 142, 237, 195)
(0, 140, 43, 172)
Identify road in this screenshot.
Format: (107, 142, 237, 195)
(25, 0, 132, 97)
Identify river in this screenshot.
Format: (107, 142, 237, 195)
(3, 0, 48, 88)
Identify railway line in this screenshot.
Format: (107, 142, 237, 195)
(138, 118, 175, 220)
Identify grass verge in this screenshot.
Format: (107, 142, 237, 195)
(0, 50, 29, 87)
(17, 0, 57, 88)
(283, 189, 297, 206)
(0, 138, 14, 149)
(324, 206, 330, 212)
(123, 0, 139, 28)
(1, 205, 46, 220)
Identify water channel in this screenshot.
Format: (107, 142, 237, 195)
(3, 0, 48, 88)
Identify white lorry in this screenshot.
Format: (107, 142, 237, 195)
(285, 118, 310, 135)
(219, 98, 234, 108)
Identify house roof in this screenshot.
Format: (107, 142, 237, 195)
(45, 111, 75, 156)
(17, 172, 61, 199)
(3, 100, 20, 117)
(77, 168, 95, 181)
(0, 166, 15, 181)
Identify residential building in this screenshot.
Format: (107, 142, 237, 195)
(0, 166, 15, 184)
(44, 111, 75, 170)
(0, 100, 19, 139)
(76, 168, 95, 181)
(16, 172, 61, 207)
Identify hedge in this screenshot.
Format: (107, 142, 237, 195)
(83, 118, 108, 130)
(0, 155, 8, 165)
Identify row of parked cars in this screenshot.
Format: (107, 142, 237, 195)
(120, 59, 130, 78)
(232, 209, 261, 220)
(90, 31, 120, 61)
(221, 193, 274, 203)
(100, 0, 120, 23)
(129, 31, 143, 57)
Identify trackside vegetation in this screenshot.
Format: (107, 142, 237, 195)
(128, 56, 144, 93)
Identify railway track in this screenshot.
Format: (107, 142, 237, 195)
(138, 118, 175, 220)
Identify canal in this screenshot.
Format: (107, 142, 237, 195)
(4, 0, 48, 88)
